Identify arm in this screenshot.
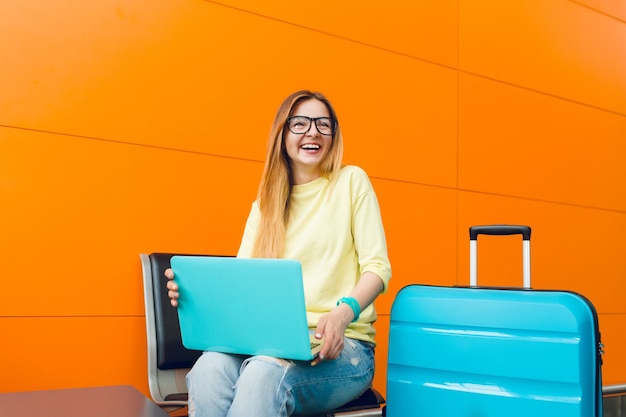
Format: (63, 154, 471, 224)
(312, 271, 384, 365)
(312, 168, 390, 364)
(346, 271, 385, 316)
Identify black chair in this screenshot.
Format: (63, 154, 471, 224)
(141, 252, 385, 416)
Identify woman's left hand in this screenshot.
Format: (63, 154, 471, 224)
(310, 303, 354, 366)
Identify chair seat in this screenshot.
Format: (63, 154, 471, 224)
(293, 387, 384, 416)
(163, 393, 188, 402)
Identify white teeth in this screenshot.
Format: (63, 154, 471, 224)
(301, 144, 320, 150)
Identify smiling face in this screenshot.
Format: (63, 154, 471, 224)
(283, 98, 334, 185)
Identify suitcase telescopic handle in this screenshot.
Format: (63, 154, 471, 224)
(469, 225, 531, 241)
(469, 225, 532, 288)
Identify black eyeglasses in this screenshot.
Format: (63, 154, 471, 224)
(286, 116, 337, 136)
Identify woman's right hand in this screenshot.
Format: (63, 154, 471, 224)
(164, 268, 180, 307)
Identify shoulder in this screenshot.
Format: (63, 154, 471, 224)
(336, 165, 374, 189)
(337, 165, 371, 182)
(332, 165, 377, 202)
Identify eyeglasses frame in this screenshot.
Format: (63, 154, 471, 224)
(285, 116, 337, 136)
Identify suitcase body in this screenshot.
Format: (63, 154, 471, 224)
(386, 225, 603, 417)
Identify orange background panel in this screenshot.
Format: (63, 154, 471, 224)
(373, 182, 458, 314)
(1, 316, 148, 393)
(575, 0, 626, 21)
(459, 74, 626, 212)
(0, 127, 258, 316)
(340, 62, 458, 188)
(0, 1, 194, 134)
(2, 0, 459, 189)
(459, 0, 626, 113)
(213, 0, 459, 68)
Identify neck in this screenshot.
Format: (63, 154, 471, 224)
(292, 168, 322, 185)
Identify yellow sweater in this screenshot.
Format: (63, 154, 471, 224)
(237, 165, 392, 345)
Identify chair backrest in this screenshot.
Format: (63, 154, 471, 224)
(141, 252, 212, 406)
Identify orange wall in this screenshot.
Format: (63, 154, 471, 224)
(1, 0, 625, 396)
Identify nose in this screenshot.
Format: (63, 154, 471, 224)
(305, 120, 321, 136)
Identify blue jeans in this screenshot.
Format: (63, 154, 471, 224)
(186, 337, 375, 417)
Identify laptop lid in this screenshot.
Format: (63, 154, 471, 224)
(170, 256, 321, 361)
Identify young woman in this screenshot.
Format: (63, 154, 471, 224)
(166, 90, 391, 417)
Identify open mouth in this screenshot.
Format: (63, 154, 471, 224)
(301, 144, 320, 151)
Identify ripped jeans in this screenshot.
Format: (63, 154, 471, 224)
(186, 337, 375, 417)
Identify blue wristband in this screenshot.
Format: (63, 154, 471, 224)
(337, 297, 361, 322)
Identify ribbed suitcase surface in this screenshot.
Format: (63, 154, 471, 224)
(386, 285, 602, 416)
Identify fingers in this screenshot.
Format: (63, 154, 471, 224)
(310, 331, 330, 367)
(168, 289, 179, 307)
(323, 333, 344, 360)
(311, 333, 343, 366)
(310, 321, 326, 366)
(164, 268, 179, 307)
(312, 314, 346, 364)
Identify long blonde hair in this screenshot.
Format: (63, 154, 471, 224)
(252, 90, 344, 258)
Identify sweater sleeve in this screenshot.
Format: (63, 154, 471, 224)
(350, 167, 392, 293)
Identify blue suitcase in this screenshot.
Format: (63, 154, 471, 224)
(386, 225, 603, 417)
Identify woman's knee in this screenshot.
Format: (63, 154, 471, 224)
(237, 356, 292, 386)
(188, 352, 243, 385)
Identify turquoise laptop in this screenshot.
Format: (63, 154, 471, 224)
(170, 256, 322, 361)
